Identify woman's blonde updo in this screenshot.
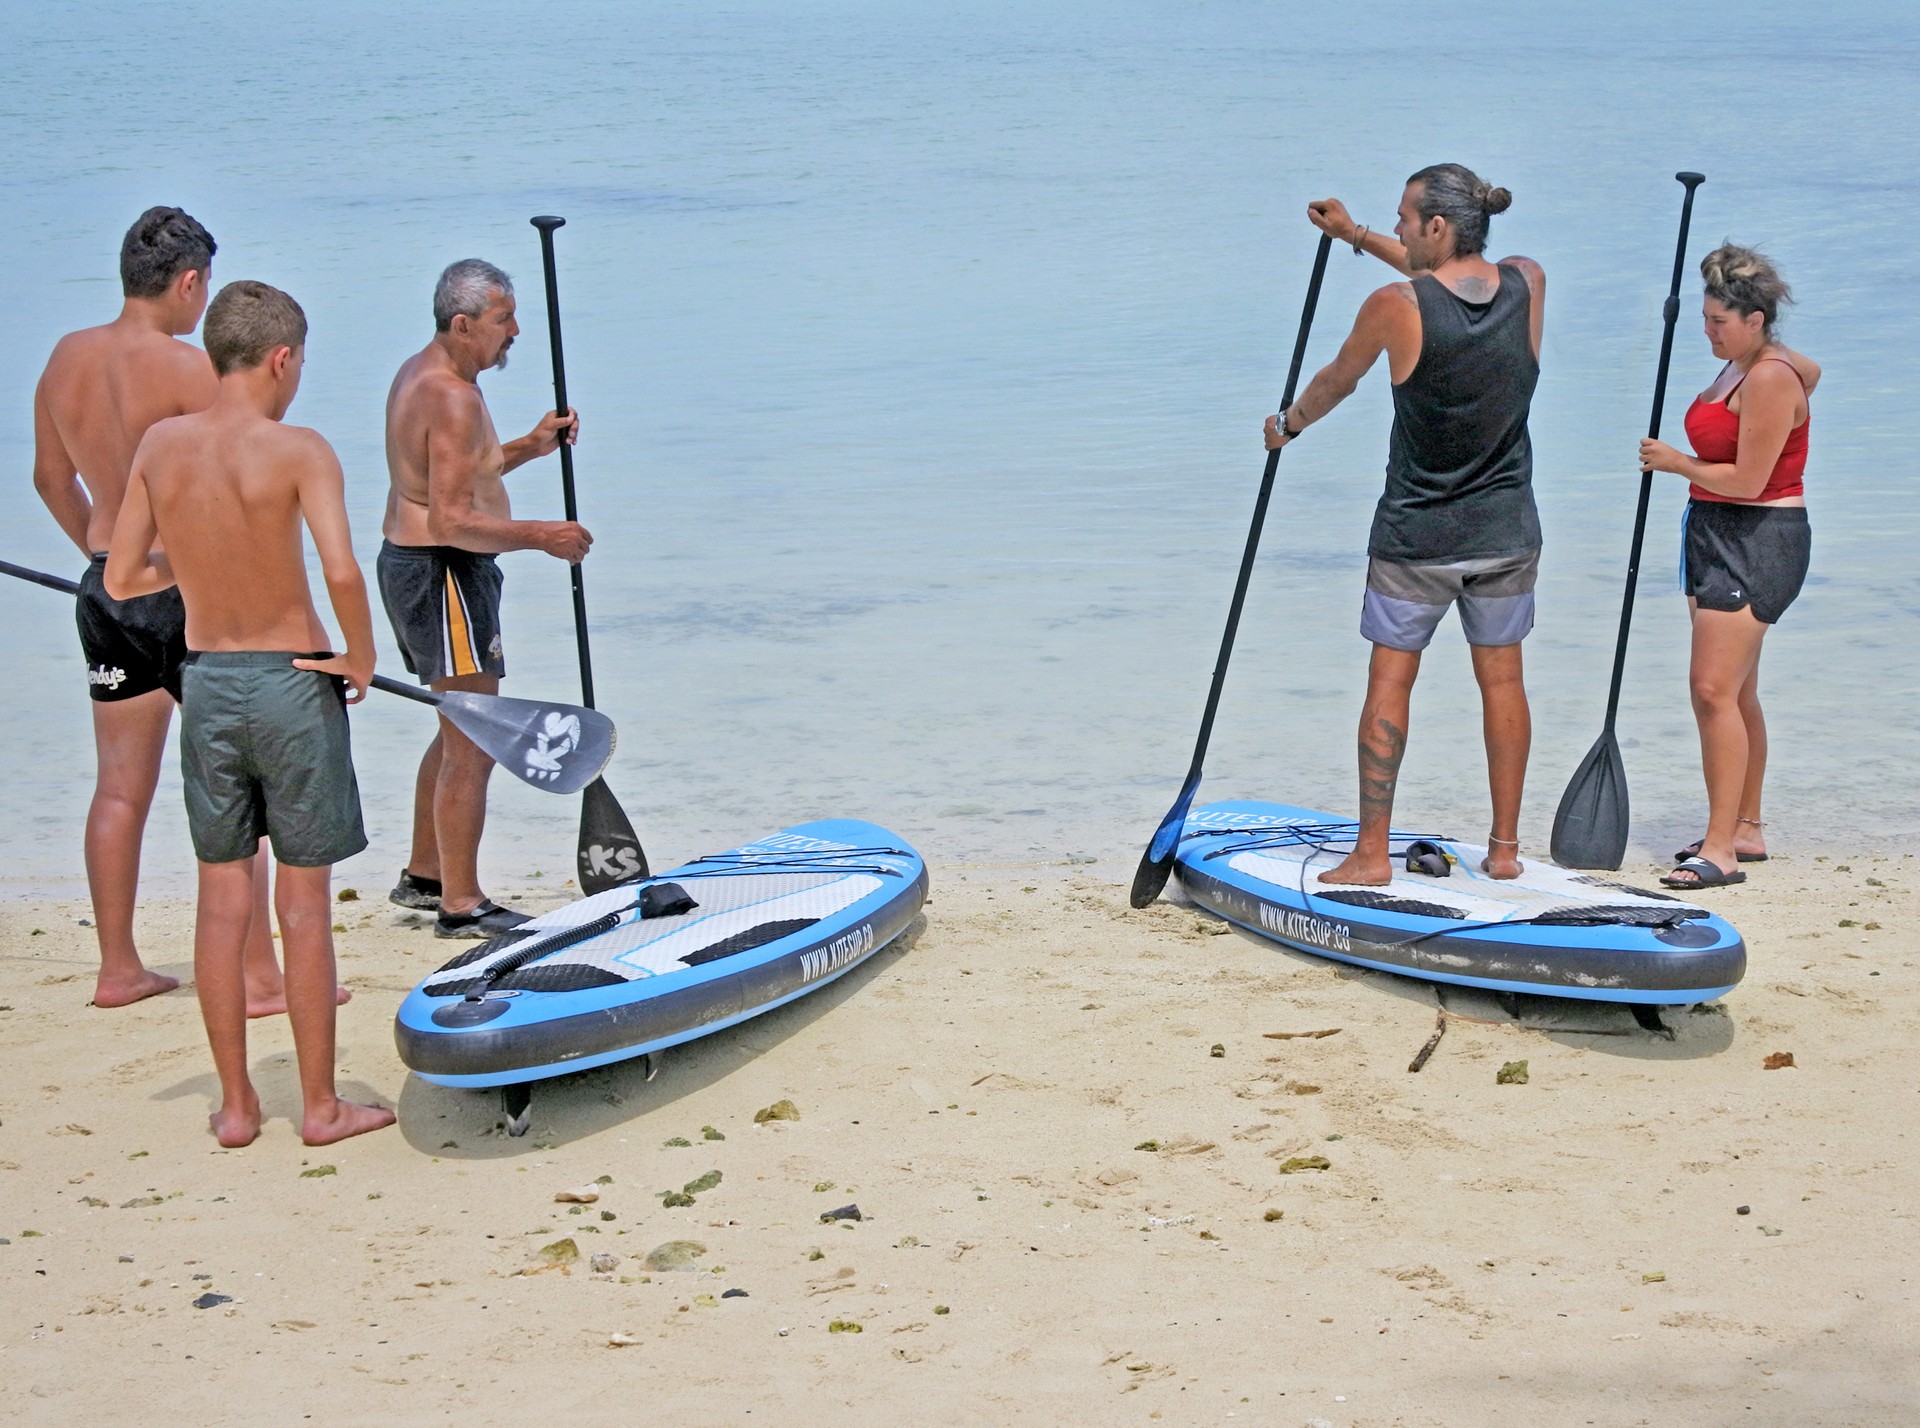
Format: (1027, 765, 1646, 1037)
(1701, 243, 1793, 336)
(1406, 163, 1511, 256)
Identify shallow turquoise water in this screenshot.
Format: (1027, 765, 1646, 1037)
(2, 1, 1914, 895)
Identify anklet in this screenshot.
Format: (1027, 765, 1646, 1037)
(1487, 835, 1519, 846)
(1737, 816, 1765, 827)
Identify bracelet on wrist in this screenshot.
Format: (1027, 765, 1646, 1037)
(1351, 224, 1369, 255)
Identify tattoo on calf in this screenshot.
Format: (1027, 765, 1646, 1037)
(1358, 716, 1406, 820)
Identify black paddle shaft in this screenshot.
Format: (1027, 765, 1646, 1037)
(530, 214, 597, 710)
(1179, 232, 1335, 784)
(1600, 171, 1706, 730)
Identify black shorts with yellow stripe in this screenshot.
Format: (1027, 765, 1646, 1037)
(377, 541, 505, 684)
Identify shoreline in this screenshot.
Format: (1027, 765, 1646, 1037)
(3, 853, 1914, 1424)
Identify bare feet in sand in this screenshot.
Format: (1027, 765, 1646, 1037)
(1317, 853, 1393, 886)
(246, 983, 353, 1019)
(209, 1091, 263, 1148)
(302, 1099, 396, 1146)
(93, 967, 181, 1008)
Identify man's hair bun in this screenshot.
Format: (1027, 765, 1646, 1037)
(1482, 186, 1513, 215)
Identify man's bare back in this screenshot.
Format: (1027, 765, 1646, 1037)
(124, 407, 343, 655)
(35, 316, 218, 556)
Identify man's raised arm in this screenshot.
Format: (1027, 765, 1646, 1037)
(1309, 198, 1414, 277)
(501, 406, 579, 474)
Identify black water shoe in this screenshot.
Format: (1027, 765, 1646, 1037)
(435, 900, 532, 940)
(389, 869, 443, 911)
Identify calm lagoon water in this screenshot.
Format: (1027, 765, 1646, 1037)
(2, 1, 1914, 897)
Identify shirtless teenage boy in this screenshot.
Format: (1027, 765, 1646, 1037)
(33, 207, 303, 1013)
(379, 258, 588, 937)
(105, 280, 392, 1148)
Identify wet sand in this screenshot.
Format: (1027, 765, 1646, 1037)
(2, 856, 1915, 1426)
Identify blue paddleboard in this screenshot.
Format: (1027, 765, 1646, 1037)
(394, 820, 927, 1094)
(1173, 800, 1745, 1005)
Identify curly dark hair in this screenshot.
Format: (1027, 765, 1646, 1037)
(119, 207, 216, 299)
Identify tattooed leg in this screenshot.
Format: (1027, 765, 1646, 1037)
(1319, 645, 1421, 886)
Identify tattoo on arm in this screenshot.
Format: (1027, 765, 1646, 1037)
(1358, 716, 1407, 822)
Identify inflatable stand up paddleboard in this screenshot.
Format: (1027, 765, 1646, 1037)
(1173, 801, 1744, 1006)
(395, 819, 926, 1134)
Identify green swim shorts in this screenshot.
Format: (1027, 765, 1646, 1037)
(179, 651, 368, 867)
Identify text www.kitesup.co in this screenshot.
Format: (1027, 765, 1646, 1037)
(800, 924, 874, 982)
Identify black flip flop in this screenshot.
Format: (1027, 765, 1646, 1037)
(1661, 856, 1746, 890)
(1675, 840, 1768, 864)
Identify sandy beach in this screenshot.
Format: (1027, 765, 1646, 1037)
(3, 854, 1914, 1426)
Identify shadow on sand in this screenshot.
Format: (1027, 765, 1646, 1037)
(390, 913, 929, 1158)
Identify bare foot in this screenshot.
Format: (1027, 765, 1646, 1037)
(209, 1091, 263, 1148)
(246, 984, 353, 1019)
(92, 967, 181, 1008)
(1317, 853, 1392, 886)
(302, 1099, 396, 1146)
(1480, 851, 1524, 880)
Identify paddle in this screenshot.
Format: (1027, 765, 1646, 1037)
(0, 558, 614, 796)
(1549, 171, 1706, 871)
(531, 214, 650, 891)
(1129, 231, 1334, 908)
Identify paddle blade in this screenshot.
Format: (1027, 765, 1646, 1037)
(577, 776, 649, 892)
(1551, 728, 1630, 870)
(435, 690, 615, 795)
(1129, 772, 1201, 908)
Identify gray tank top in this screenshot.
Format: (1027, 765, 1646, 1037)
(1370, 263, 1540, 563)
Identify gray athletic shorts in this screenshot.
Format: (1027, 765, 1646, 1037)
(1360, 550, 1539, 651)
(377, 541, 505, 684)
(180, 652, 367, 867)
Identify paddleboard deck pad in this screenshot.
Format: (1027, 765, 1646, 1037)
(395, 820, 927, 1089)
(1173, 801, 1744, 1004)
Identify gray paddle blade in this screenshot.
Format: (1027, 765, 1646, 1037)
(1551, 728, 1630, 870)
(578, 776, 649, 892)
(435, 690, 614, 795)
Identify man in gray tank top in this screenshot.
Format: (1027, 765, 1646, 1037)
(1261, 163, 1546, 885)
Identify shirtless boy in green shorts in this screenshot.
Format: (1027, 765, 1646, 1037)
(106, 280, 394, 1147)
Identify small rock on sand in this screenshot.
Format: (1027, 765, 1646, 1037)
(1275, 1156, 1331, 1174)
(819, 1203, 863, 1224)
(555, 1186, 600, 1204)
(531, 1238, 581, 1270)
(644, 1240, 708, 1272)
(590, 1253, 619, 1273)
(607, 1332, 640, 1347)
(755, 1099, 801, 1124)
(1763, 1051, 1796, 1070)
(683, 1170, 722, 1195)
(192, 1292, 232, 1309)
(1496, 1060, 1529, 1085)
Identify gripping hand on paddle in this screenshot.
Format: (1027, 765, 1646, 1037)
(1263, 411, 1297, 451)
(1307, 197, 1359, 246)
(294, 650, 375, 704)
(535, 519, 594, 564)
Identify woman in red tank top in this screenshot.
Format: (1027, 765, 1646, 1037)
(1637, 245, 1817, 889)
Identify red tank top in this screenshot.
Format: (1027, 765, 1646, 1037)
(1681, 357, 1809, 503)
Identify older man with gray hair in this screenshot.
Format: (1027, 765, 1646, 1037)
(378, 257, 591, 937)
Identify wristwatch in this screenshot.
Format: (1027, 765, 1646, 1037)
(1278, 409, 1304, 441)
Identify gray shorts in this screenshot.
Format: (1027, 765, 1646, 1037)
(180, 652, 368, 867)
(1360, 550, 1539, 651)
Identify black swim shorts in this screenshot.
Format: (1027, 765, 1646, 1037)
(76, 554, 187, 702)
(1682, 501, 1810, 625)
(179, 652, 367, 867)
(376, 542, 505, 684)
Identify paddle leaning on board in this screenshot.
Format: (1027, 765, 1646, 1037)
(0, 559, 614, 797)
